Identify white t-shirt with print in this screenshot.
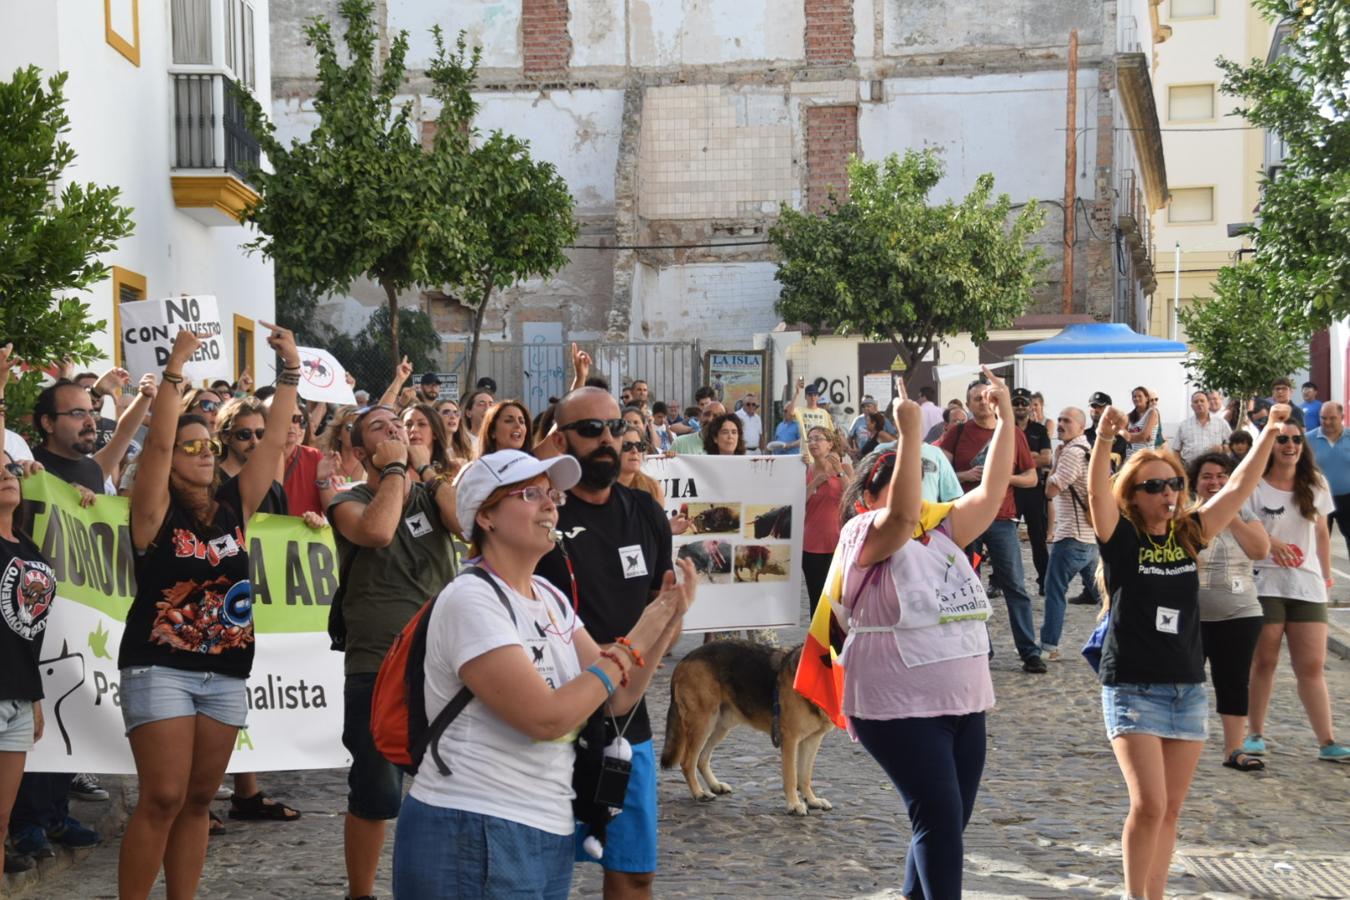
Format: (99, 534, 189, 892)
(1245, 480, 1334, 603)
(409, 570, 585, 836)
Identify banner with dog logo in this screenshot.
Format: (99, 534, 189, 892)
(21, 473, 349, 774)
(641, 455, 805, 631)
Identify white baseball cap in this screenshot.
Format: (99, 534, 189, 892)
(452, 450, 581, 541)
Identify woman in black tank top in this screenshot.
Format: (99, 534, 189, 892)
(117, 325, 302, 900)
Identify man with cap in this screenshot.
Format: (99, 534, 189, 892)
(735, 393, 763, 452)
(417, 372, 441, 404)
(1084, 391, 1128, 470)
(848, 396, 889, 454)
(1012, 387, 1052, 594)
(536, 386, 674, 900)
(327, 405, 459, 900)
(475, 376, 498, 395)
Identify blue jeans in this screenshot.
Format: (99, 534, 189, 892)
(979, 520, 1038, 661)
(393, 796, 573, 899)
(1042, 538, 1099, 652)
(853, 714, 987, 900)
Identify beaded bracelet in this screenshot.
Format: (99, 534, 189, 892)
(597, 650, 630, 687)
(615, 637, 645, 668)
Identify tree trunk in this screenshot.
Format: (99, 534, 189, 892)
(464, 274, 494, 391)
(382, 278, 400, 370)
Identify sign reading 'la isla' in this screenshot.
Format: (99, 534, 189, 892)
(119, 295, 230, 383)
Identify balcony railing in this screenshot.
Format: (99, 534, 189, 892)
(172, 72, 259, 186)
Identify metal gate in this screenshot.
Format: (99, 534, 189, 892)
(444, 340, 704, 415)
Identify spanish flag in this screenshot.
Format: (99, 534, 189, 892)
(794, 501, 954, 728)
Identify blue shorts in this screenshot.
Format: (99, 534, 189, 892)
(0, 699, 35, 752)
(1102, 682, 1208, 742)
(574, 739, 657, 873)
(394, 796, 572, 900)
(120, 666, 248, 735)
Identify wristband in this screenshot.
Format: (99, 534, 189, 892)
(314, 479, 332, 489)
(586, 664, 615, 697)
(162, 371, 184, 385)
(416, 464, 435, 480)
(380, 464, 408, 479)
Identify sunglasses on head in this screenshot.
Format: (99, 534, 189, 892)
(558, 418, 627, 439)
(621, 440, 648, 454)
(231, 427, 265, 442)
(1133, 476, 1184, 494)
(3, 462, 24, 478)
(176, 438, 222, 457)
(1275, 434, 1304, 445)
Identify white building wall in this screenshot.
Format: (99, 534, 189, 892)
(1, 0, 276, 380)
(629, 262, 782, 342)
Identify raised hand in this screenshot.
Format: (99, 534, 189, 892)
(571, 342, 591, 385)
(1266, 403, 1292, 428)
(394, 355, 412, 385)
(980, 366, 1012, 420)
(169, 328, 205, 363)
(137, 373, 158, 399)
(406, 442, 432, 471)
(260, 321, 299, 368)
(1097, 407, 1129, 440)
(94, 366, 132, 397)
(371, 439, 409, 469)
(237, 370, 254, 393)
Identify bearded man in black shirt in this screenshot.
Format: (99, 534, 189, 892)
(536, 387, 674, 900)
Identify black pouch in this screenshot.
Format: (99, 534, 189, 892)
(594, 754, 632, 809)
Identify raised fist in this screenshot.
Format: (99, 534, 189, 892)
(371, 439, 409, 469)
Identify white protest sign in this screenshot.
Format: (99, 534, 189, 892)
(640, 455, 805, 632)
(296, 347, 357, 405)
(119, 295, 230, 383)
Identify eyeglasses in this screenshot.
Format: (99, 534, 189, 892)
(1275, 434, 1304, 445)
(1133, 476, 1184, 494)
(558, 418, 627, 439)
(621, 440, 648, 453)
(231, 428, 265, 442)
(743, 402, 758, 408)
(176, 438, 222, 457)
(52, 408, 95, 420)
(291, 414, 309, 426)
(3, 463, 23, 478)
(1089, 403, 1105, 410)
(506, 486, 567, 506)
(1011, 399, 1030, 408)
(194, 399, 221, 413)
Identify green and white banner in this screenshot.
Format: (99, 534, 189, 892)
(23, 474, 350, 774)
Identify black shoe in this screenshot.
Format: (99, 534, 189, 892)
(1068, 592, 1097, 605)
(1022, 655, 1048, 674)
(1037, 583, 1045, 596)
(4, 849, 36, 874)
(987, 586, 1003, 598)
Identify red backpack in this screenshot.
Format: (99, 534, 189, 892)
(370, 566, 564, 776)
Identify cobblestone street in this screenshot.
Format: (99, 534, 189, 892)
(20, 545, 1350, 900)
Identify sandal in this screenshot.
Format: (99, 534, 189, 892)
(1222, 750, 1265, 772)
(209, 810, 227, 836)
(228, 791, 302, 821)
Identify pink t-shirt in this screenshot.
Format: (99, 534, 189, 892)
(836, 509, 995, 729)
(803, 469, 844, 553)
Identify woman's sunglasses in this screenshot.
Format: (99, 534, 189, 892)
(194, 399, 221, 413)
(3, 462, 24, 478)
(558, 418, 627, 439)
(1275, 434, 1304, 445)
(231, 428, 265, 442)
(1133, 476, 1184, 494)
(177, 438, 222, 457)
(621, 440, 648, 453)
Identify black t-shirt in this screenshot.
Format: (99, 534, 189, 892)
(118, 477, 255, 678)
(1083, 427, 1129, 471)
(1016, 420, 1052, 494)
(0, 533, 57, 701)
(1098, 514, 1205, 685)
(33, 446, 107, 494)
(93, 416, 118, 452)
(535, 482, 673, 744)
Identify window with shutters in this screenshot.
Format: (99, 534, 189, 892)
(1167, 187, 1215, 225)
(110, 267, 148, 369)
(1168, 84, 1216, 123)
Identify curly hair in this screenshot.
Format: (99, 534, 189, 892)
(1111, 448, 1205, 559)
(701, 413, 745, 455)
(1263, 422, 1327, 520)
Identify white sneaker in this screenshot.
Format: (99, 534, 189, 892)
(1044, 649, 1062, 662)
(214, 783, 234, 801)
(69, 774, 109, 802)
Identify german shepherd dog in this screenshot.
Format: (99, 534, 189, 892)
(661, 641, 835, 815)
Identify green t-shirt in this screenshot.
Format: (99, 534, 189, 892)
(330, 481, 459, 675)
(670, 431, 706, 455)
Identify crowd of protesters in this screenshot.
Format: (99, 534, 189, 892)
(2, 327, 1347, 900)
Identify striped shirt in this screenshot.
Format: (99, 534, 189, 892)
(1048, 436, 1095, 543)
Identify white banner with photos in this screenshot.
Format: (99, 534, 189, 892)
(640, 455, 806, 631)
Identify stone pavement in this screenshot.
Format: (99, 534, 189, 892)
(16, 541, 1350, 900)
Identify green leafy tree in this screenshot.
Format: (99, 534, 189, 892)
(1219, 0, 1348, 323)
(236, 0, 473, 367)
(0, 66, 134, 419)
(424, 30, 576, 388)
(1179, 265, 1307, 426)
(348, 305, 440, 390)
(770, 150, 1045, 382)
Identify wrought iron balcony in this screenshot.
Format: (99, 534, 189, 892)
(172, 72, 259, 186)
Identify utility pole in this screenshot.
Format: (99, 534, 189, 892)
(1062, 29, 1079, 315)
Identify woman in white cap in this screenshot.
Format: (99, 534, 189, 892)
(392, 450, 696, 900)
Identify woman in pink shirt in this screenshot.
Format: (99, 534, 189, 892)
(832, 368, 1014, 900)
(802, 425, 853, 615)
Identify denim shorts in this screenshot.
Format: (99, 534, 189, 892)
(343, 672, 404, 821)
(574, 739, 658, 872)
(393, 795, 573, 900)
(120, 666, 249, 735)
(1101, 682, 1208, 742)
(0, 699, 35, 752)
